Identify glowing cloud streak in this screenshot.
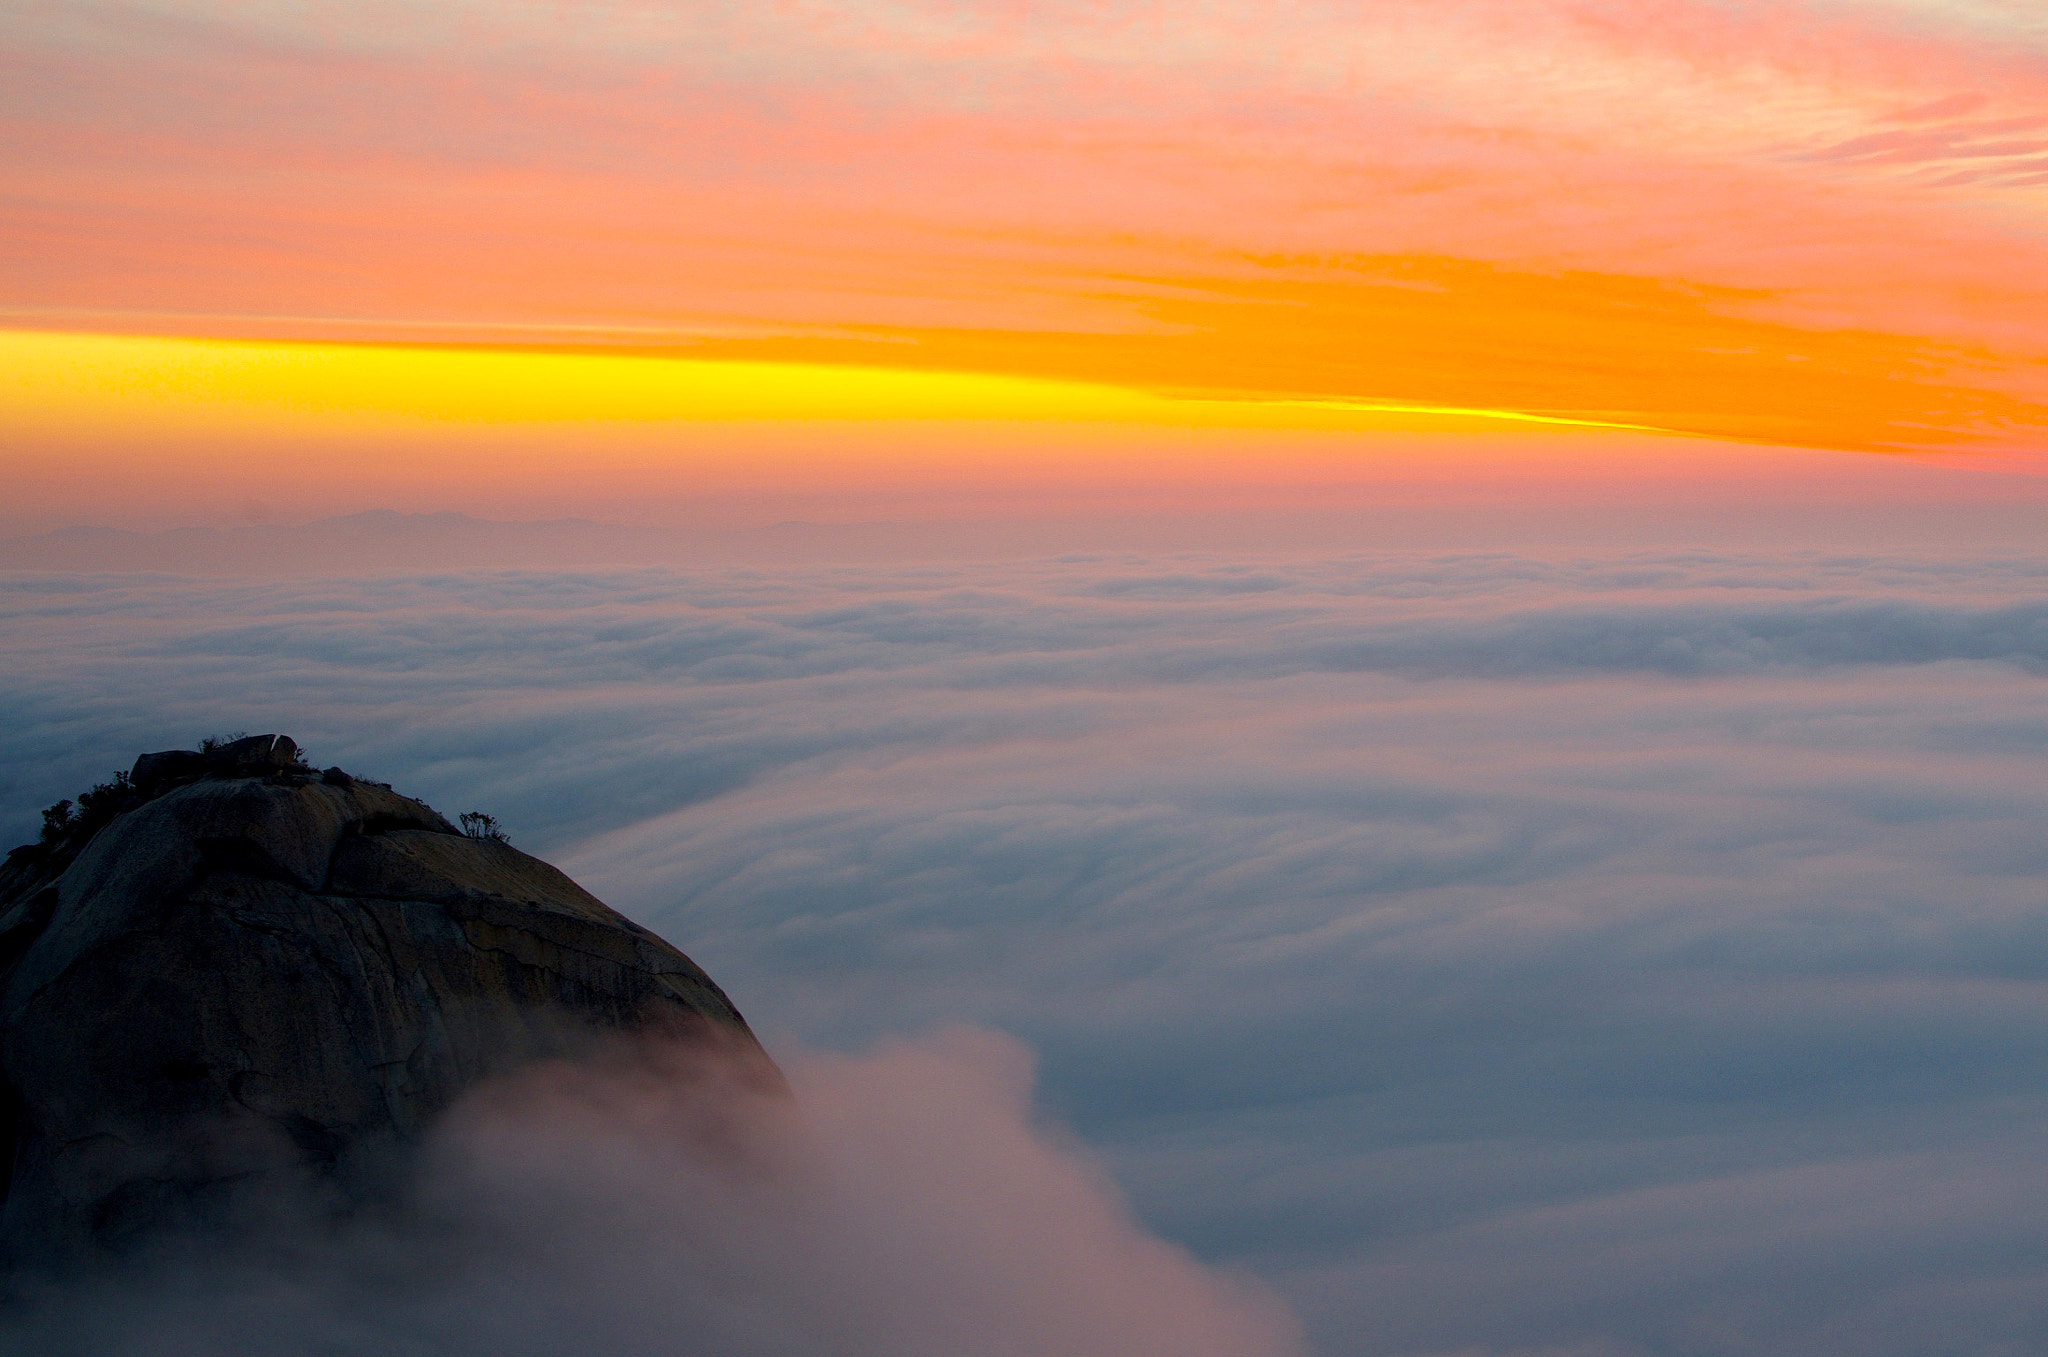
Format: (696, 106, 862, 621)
(0, 331, 1662, 434)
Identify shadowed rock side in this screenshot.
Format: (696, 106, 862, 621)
(0, 736, 775, 1270)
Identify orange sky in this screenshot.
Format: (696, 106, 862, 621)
(5, 0, 2048, 526)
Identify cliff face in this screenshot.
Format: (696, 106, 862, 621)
(0, 736, 771, 1268)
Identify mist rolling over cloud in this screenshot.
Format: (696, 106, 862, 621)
(1, 1032, 1296, 1357)
(3, 541, 2048, 1355)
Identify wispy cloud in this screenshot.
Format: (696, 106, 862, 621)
(6, 1, 2048, 456)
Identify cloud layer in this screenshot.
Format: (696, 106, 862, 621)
(4, 543, 2048, 1353)
(2, 1032, 1298, 1357)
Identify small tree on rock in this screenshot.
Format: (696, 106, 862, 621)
(460, 812, 510, 844)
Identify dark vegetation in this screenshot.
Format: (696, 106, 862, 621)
(37, 774, 136, 847)
(7, 735, 517, 909)
(37, 771, 137, 847)
(9, 734, 314, 884)
(35, 732, 312, 849)
(459, 811, 511, 844)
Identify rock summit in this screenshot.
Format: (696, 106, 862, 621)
(0, 735, 771, 1268)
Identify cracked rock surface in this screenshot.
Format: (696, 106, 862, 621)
(0, 736, 771, 1268)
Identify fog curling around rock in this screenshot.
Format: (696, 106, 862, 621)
(0, 735, 1298, 1357)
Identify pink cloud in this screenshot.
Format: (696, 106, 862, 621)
(6, 0, 2048, 419)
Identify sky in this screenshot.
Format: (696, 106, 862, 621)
(6, 3, 2048, 1355)
(5, 0, 2048, 530)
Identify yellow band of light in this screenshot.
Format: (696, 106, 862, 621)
(0, 330, 1654, 437)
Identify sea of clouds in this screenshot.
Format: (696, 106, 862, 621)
(3, 544, 2047, 1356)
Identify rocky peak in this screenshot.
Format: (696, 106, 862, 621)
(0, 737, 775, 1271)
(7, 735, 324, 896)
(131, 732, 307, 789)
